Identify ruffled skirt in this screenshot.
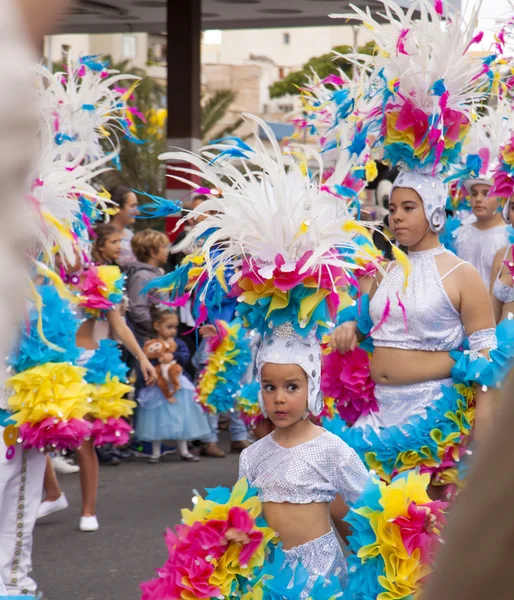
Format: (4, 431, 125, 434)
(282, 529, 346, 598)
(136, 376, 210, 441)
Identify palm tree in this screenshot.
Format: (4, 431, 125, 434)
(201, 89, 245, 142)
(95, 61, 243, 229)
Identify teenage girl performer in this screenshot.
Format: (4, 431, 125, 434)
(39, 235, 156, 532)
(329, 0, 506, 529)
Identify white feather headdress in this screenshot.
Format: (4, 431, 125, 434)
(33, 54, 140, 164)
(159, 113, 379, 338)
(337, 0, 492, 175)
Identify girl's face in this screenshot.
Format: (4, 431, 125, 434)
(388, 187, 429, 247)
(470, 184, 500, 221)
(117, 192, 140, 227)
(153, 315, 176, 339)
(261, 363, 309, 428)
(99, 233, 121, 262)
(168, 313, 179, 328)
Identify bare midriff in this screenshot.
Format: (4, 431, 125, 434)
(371, 347, 455, 385)
(76, 318, 99, 351)
(263, 502, 331, 550)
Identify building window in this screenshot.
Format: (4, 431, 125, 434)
(283, 32, 290, 45)
(123, 35, 137, 60)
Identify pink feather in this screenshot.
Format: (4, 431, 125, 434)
(370, 296, 390, 335)
(396, 292, 408, 331)
(464, 31, 484, 54)
(432, 139, 445, 175)
(434, 0, 443, 15)
(397, 28, 410, 56)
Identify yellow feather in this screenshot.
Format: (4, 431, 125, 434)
(34, 261, 81, 305)
(27, 279, 64, 353)
(392, 245, 411, 290)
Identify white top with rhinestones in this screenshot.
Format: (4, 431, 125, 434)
(238, 430, 368, 504)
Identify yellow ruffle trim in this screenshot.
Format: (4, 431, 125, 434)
(6, 363, 90, 426)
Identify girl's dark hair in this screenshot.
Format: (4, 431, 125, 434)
(92, 223, 119, 265)
(150, 305, 177, 325)
(109, 185, 133, 209)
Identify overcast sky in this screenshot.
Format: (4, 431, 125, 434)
(464, 0, 514, 49)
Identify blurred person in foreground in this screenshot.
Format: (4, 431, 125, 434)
(0, 1, 73, 596)
(423, 371, 514, 600)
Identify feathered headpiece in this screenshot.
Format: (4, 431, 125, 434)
(159, 113, 378, 340)
(339, 0, 494, 231)
(33, 54, 141, 164)
(290, 68, 379, 201)
(30, 54, 142, 263)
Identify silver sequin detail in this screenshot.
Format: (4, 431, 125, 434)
(370, 246, 466, 351)
(238, 430, 368, 505)
(493, 278, 514, 303)
(274, 322, 295, 338)
(355, 378, 451, 430)
(283, 530, 347, 598)
(468, 328, 498, 361)
(492, 245, 514, 303)
(454, 223, 508, 286)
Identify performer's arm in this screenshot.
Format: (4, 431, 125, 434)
(489, 248, 505, 324)
(458, 264, 497, 444)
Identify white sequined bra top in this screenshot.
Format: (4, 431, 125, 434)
(370, 246, 467, 352)
(238, 430, 368, 505)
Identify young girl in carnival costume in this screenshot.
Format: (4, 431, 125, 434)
(51, 233, 156, 532)
(141, 114, 446, 600)
(329, 0, 514, 522)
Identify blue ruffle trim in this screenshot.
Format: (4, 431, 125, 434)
(324, 380, 472, 482)
(203, 321, 252, 414)
(82, 339, 129, 384)
(8, 285, 80, 372)
(451, 319, 514, 388)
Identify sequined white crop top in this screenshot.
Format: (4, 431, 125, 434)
(369, 246, 467, 352)
(492, 246, 514, 304)
(238, 430, 368, 505)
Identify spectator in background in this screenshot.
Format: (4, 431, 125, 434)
(108, 185, 140, 268)
(126, 229, 170, 346)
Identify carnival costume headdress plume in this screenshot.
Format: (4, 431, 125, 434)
(337, 0, 492, 232)
(160, 113, 377, 337)
(33, 54, 141, 164)
(159, 113, 378, 416)
(290, 68, 380, 201)
(30, 54, 142, 263)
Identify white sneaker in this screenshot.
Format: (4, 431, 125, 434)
(37, 493, 69, 519)
(51, 454, 80, 474)
(79, 515, 99, 532)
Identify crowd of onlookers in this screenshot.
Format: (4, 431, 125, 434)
(52, 186, 250, 476)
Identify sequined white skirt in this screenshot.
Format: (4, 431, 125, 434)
(354, 378, 453, 430)
(283, 529, 347, 598)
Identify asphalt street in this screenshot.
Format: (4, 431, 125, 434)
(33, 435, 239, 600)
